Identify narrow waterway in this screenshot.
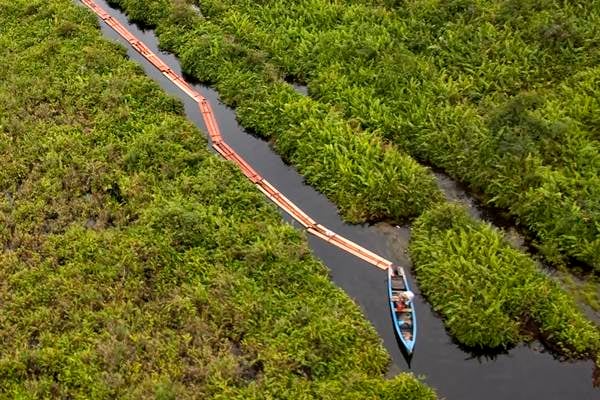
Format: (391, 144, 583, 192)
(86, 1, 597, 398)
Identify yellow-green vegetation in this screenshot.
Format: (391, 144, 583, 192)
(106, 0, 444, 224)
(557, 271, 600, 313)
(410, 204, 600, 360)
(186, 0, 600, 272)
(106, 0, 599, 366)
(0, 1, 438, 398)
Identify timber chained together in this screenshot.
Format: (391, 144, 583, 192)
(79, 0, 397, 272)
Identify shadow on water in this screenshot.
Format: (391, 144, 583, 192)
(433, 170, 528, 249)
(85, 1, 598, 398)
(391, 329, 415, 367)
(453, 340, 511, 361)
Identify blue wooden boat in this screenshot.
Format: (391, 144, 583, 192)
(387, 266, 416, 354)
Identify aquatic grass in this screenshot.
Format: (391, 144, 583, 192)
(0, 1, 437, 397)
(557, 271, 600, 313)
(410, 204, 600, 358)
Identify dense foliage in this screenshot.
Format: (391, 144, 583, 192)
(187, 0, 600, 271)
(0, 1, 438, 398)
(106, 0, 444, 224)
(410, 204, 600, 358)
(106, 0, 599, 368)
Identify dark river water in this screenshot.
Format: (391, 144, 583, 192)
(84, 1, 597, 398)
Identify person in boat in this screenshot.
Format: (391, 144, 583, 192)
(395, 290, 414, 312)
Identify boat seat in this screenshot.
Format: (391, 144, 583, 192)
(391, 280, 406, 290)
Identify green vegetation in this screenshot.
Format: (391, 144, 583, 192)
(106, 0, 599, 370)
(410, 204, 600, 359)
(186, 0, 600, 272)
(107, 0, 444, 224)
(0, 1, 437, 398)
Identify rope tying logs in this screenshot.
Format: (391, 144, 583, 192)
(81, 0, 394, 271)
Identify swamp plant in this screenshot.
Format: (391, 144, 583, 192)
(190, 0, 600, 272)
(0, 1, 437, 398)
(410, 204, 600, 359)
